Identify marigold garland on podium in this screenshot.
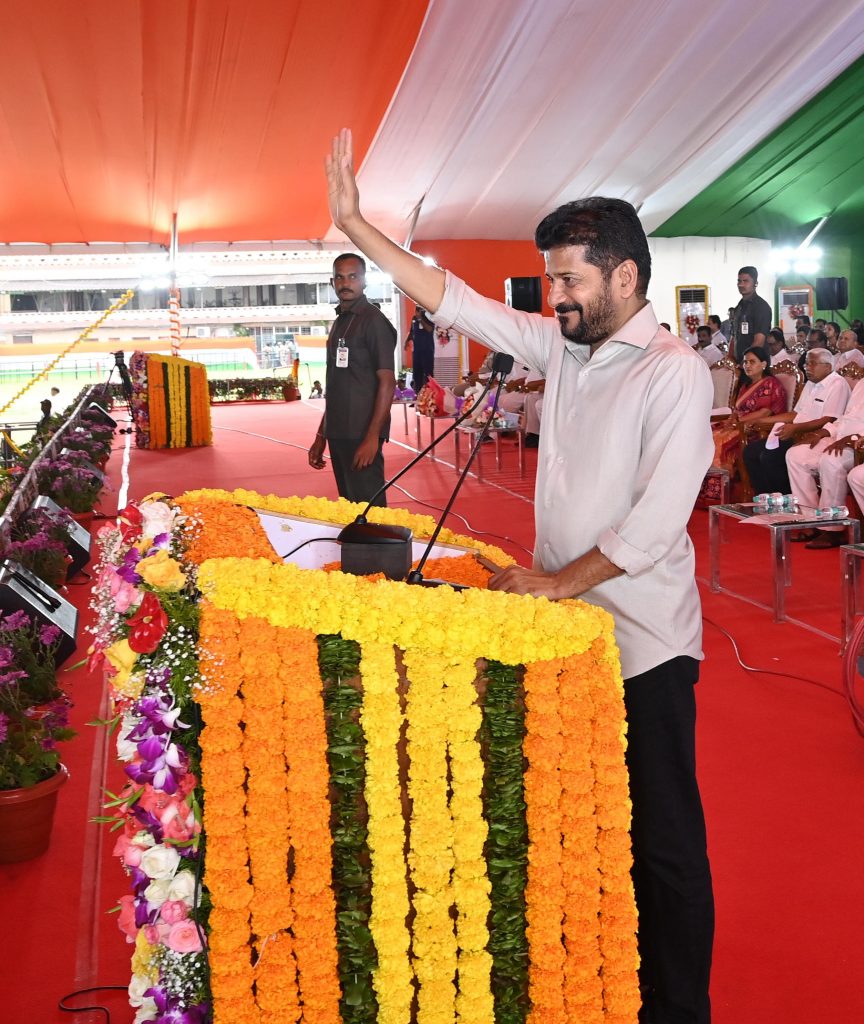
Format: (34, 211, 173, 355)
(95, 489, 640, 1024)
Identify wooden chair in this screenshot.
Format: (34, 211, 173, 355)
(837, 362, 864, 390)
(709, 357, 738, 410)
(771, 359, 805, 411)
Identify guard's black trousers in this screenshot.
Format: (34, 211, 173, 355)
(327, 437, 387, 506)
(624, 656, 714, 1024)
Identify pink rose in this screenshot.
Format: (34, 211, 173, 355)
(113, 833, 144, 868)
(160, 900, 189, 925)
(165, 920, 204, 953)
(109, 570, 142, 614)
(144, 923, 170, 945)
(117, 895, 137, 943)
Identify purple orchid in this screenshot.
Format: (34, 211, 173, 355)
(143, 987, 210, 1024)
(125, 735, 185, 794)
(117, 548, 143, 584)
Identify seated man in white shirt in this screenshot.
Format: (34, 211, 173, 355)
(743, 348, 850, 494)
(707, 314, 727, 351)
(786, 371, 864, 547)
(833, 328, 864, 370)
(693, 324, 723, 366)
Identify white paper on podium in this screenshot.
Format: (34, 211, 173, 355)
(253, 509, 478, 570)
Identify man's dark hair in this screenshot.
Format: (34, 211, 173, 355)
(708, 315, 721, 329)
(696, 325, 711, 339)
(796, 315, 811, 326)
(534, 197, 651, 297)
(333, 252, 366, 273)
(810, 328, 828, 346)
(767, 328, 785, 347)
(738, 265, 759, 281)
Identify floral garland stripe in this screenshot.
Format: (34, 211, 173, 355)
(197, 605, 258, 1024)
(522, 660, 566, 1024)
(319, 635, 378, 1024)
(162, 360, 173, 447)
(239, 617, 300, 1022)
(481, 661, 529, 1024)
(402, 649, 458, 1024)
(445, 657, 494, 1024)
(590, 640, 640, 1024)
(275, 625, 342, 1024)
(558, 653, 604, 1021)
(357, 640, 414, 1024)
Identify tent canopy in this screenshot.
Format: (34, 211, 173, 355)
(0, 0, 863, 246)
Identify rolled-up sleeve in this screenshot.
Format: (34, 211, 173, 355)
(597, 354, 714, 576)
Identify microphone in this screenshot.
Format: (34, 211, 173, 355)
(337, 355, 514, 580)
(407, 372, 511, 589)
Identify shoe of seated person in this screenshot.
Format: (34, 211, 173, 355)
(804, 531, 845, 549)
(524, 432, 540, 448)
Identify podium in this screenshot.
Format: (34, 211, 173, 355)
(178, 488, 640, 1024)
(128, 351, 212, 449)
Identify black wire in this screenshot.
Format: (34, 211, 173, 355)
(279, 535, 340, 559)
(702, 616, 846, 698)
(58, 985, 127, 1021)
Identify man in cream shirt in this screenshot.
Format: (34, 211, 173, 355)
(326, 129, 715, 1024)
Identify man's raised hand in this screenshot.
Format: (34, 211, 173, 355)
(325, 128, 361, 232)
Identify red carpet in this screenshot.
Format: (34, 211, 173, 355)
(1, 399, 862, 1023)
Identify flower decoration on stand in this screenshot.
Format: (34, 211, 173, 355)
(92, 496, 208, 1024)
(685, 314, 700, 335)
(789, 303, 805, 319)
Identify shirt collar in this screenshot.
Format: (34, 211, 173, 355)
(335, 294, 369, 315)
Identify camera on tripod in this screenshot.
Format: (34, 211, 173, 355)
(107, 350, 135, 432)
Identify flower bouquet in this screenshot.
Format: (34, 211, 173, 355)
(0, 611, 73, 791)
(63, 420, 115, 465)
(4, 505, 73, 588)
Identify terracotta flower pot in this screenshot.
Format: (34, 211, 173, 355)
(0, 763, 69, 863)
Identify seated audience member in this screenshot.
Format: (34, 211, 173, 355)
(523, 380, 545, 448)
(743, 348, 850, 495)
(825, 321, 841, 352)
(796, 315, 812, 329)
(708, 314, 727, 350)
(814, 317, 827, 331)
(766, 328, 790, 365)
(452, 351, 494, 397)
(310, 379, 324, 398)
(693, 324, 724, 366)
(499, 365, 536, 414)
(701, 346, 786, 502)
(799, 328, 828, 377)
(851, 318, 864, 333)
(835, 328, 864, 370)
(720, 307, 735, 341)
(794, 326, 809, 352)
(786, 377, 864, 547)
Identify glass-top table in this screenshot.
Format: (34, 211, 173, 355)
(709, 502, 860, 624)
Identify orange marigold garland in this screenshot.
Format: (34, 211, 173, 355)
(275, 625, 342, 1024)
(558, 652, 604, 1022)
(590, 640, 640, 1024)
(177, 497, 281, 565)
(522, 659, 566, 1024)
(196, 606, 257, 1024)
(239, 617, 300, 1022)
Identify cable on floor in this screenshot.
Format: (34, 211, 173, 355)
(58, 985, 127, 1021)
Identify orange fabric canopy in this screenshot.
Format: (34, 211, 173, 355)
(0, 0, 428, 244)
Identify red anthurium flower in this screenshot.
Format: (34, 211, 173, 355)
(119, 503, 144, 544)
(126, 592, 168, 654)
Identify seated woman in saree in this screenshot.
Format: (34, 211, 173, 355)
(698, 345, 787, 504)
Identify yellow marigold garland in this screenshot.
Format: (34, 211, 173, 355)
(402, 649, 457, 1024)
(357, 641, 414, 1024)
(522, 660, 567, 1024)
(444, 658, 494, 1024)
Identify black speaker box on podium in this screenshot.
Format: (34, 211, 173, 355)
(0, 560, 78, 664)
(30, 495, 91, 576)
(505, 276, 543, 313)
(815, 276, 848, 310)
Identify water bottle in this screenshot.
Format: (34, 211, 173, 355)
(819, 505, 849, 520)
(754, 492, 771, 506)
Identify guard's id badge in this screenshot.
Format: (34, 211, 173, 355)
(336, 344, 349, 368)
(741, 321, 750, 335)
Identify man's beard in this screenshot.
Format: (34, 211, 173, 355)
(555, 283, 617, 347)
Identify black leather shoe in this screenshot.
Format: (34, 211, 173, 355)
(524, 432, 539, 448)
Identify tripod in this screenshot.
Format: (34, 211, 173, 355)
(101, 351, 135, 434)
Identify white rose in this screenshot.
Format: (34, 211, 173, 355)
(141, 502, 177, 539)
(139, 844, 180, 880)
(133, 830, 155, 849)
(128, 974, 152, 1008)
(134, 998, 158, 1023)
(144, 877, 171, 907)
(116, 716, 138, 761)
(167, 868, 197, 906)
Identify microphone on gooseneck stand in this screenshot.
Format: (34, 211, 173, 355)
(337, 352, 515, 581)
(407, 364, 512, 590)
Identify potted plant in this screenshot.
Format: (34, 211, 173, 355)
(62, 421, 115, 467)
(3, 506, 73, 588)
(35, 450, 105, 526)
(0, 610, 75, 862)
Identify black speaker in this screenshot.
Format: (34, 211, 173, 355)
(84, 402, 117, 428)
(505, 276, 542, 313)
(31, 495, 91, 576)
(815, 277, 848, 310)
(0, 560, 78, 664)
